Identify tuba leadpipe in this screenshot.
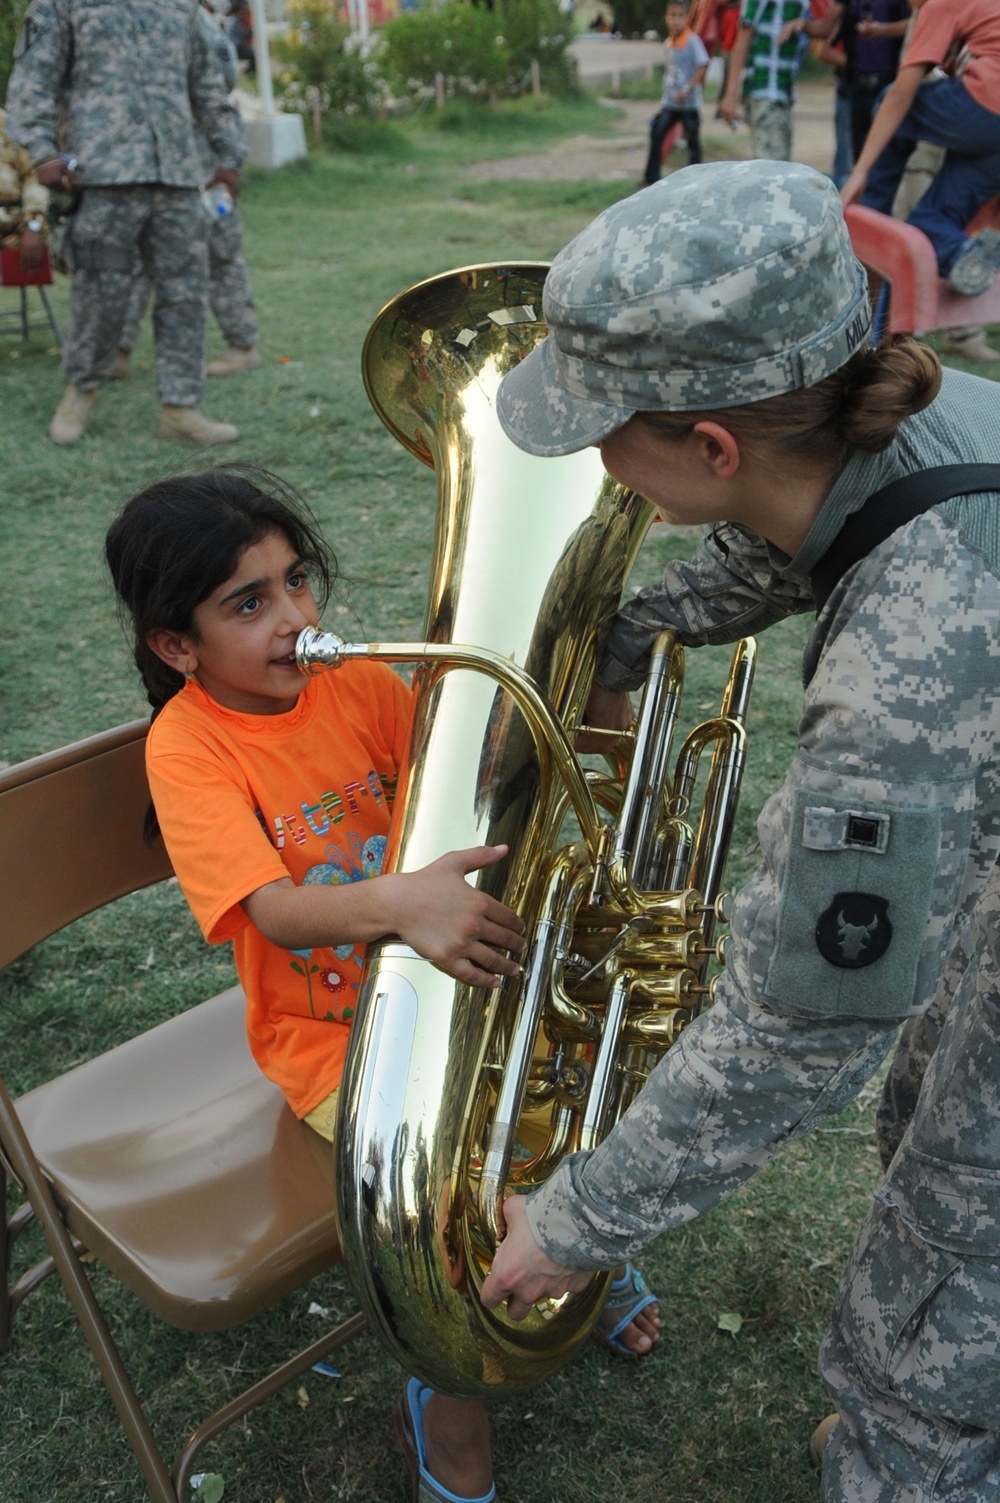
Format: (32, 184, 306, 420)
(297, 264, 755, 1397)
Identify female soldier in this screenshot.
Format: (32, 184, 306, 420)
(480, 159, 1000, 1501)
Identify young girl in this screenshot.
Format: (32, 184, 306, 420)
(105, 468, 659, 1502)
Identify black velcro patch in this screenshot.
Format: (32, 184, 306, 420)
(816, 892, 892, 970)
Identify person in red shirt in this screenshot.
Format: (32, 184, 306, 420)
(837, 0, 1000, 295)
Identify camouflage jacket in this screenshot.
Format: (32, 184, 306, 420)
(527, 369, 1000, 1267)
(5, 0, 244, 187)
(0, 110, 49, 245)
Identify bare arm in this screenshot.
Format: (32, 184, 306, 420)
(840, 61, 928, 205)
(718, 23, 752, 122)
(243, 844, 526, 990)
(779, 3, 842, 45)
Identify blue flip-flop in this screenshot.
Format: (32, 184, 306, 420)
(393, 1377, 497, 1503)
(591, 1262, 659, 1359)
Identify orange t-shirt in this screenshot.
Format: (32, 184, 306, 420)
(903, 0, 1000, 117)
(146, 665, 413, 1117)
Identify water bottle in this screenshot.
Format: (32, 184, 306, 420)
(201, 183, 233, 219)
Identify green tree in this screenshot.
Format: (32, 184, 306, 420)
(1, 0, 30, 104)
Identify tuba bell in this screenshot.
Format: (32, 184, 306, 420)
(296, 264, 755, 1398)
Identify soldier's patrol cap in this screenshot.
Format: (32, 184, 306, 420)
(496, 160, 872, 458)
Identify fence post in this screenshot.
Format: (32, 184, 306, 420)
(435, 71, 446, 110)
(530, 58, 541, 94)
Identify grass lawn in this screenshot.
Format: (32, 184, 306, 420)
(2, 95, 999, 1503)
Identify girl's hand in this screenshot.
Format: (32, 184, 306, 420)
(576, 682, 635, 753)
(389, 845, 526, 988)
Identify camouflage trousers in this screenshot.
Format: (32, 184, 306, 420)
(819, 871, 1000, 1501)
(118, 204, 258, 354)
(64, 185, 207, 406)
(745, 97, 793, 162)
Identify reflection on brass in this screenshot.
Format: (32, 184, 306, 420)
(296, 264, 756, 1398)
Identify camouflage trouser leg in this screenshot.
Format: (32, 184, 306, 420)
(118, 261, 152, 355)
(876, 981, 953, 1171)
(63, 187, 150, 390)
(140, 186, 209, 407)
(208, 207, 259, 349)
(745, 97, 793, 162)
(819, 1202, 1000, 1503)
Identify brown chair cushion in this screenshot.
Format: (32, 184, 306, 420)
(16, 986, 341, 1331)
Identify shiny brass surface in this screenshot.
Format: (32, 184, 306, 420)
(297, 263, 756, 1397)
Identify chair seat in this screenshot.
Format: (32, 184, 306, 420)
(15, 986, 341, 1331)
(0, 246, 54, 287)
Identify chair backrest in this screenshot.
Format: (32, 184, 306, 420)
(0, 719, 169, 969)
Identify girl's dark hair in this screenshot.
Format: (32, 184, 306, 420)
(636, 334, 943, 474)
(105, 467, 336, 840)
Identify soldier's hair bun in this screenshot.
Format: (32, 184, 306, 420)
(836, 336, 942, 453)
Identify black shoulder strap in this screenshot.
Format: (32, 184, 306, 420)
(810, 463, 1000, 612)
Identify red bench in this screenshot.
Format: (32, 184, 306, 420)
(844, 198, 1000, 336)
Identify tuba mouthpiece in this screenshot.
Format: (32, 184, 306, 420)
(295, 625, 350, 674)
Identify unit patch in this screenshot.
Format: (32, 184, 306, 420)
(815, 891, 893, 969)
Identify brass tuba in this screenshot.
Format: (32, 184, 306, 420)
(297, 265, 755, 1398)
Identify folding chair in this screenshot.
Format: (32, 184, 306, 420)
(844, 197, 1000, 339)
(0, 244, 63, 347)
(0, 721, 365, 1503)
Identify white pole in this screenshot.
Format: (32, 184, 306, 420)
(249, 0, 276, 115)
(358, 0, 369, 51)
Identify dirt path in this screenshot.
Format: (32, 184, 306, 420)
(466, 80, 838, 185)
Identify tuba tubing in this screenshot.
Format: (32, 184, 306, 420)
(299, 265, 755, 1398)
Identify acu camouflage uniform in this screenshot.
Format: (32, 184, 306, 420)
(495, 164, 1000, 1503)
(0, 109, 49, 248)
(118, 9, 258, 358)
(5, 0, 245, 406)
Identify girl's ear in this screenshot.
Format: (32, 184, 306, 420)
(147, 629, 198, 677)
(691, 421, 741, 479)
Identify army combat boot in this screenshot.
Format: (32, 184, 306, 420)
(206, 344, 261, 377)
(50, 384, 98, 445)
(159, 406, 239, 445)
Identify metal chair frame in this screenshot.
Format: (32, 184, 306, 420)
(0, 721, 365, 1502)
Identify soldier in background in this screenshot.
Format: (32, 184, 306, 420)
(6, 0, 244, 445)
(115, 0, 260, 383)
(0, 107, 49, 274)
(482, 161, 1000, 1502)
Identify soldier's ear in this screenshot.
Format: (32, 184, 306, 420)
(691, 421, 741, 479)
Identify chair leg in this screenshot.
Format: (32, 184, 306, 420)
(38, 286, 62, 348)
(19, 286, 29, 341)
(0, 1085, 178, 1503)
(171, 1312, 367, 1498)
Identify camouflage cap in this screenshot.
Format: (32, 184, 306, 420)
(496, 160, 871, 458)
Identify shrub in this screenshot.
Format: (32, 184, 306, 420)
(379, 0, 576, 105)
(273, 0, 386, 137)
(1, 0, 30, 104)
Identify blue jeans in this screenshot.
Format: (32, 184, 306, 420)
(832, 89, 853, 191)
(861, 76, 1000, 276)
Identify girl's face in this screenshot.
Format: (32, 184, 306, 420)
(178, 530, 319, 715)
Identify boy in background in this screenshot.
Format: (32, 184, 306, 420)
(644, 1, 710, 184)
(718, 0, 812, 161)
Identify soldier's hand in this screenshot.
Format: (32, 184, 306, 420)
(18, 223, 44, 274)
(34, 155, 74, 192)
(208, 167, 241, 202)
(576, 682, 635, 754)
